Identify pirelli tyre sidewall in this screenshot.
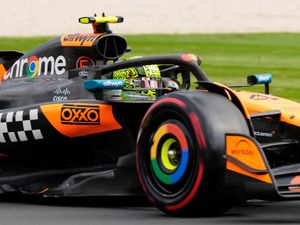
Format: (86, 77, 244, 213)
(136, 91, 250, 216)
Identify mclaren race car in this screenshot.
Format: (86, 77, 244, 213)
(0, 15, 300, 217)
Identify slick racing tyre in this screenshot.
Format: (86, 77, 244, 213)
(136, 91, 250, 216)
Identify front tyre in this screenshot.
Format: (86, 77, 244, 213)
(137, 91, 249, 216)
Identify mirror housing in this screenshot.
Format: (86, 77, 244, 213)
(247, 74, 272, 94)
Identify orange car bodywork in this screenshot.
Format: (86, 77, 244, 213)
(234, 90, 300, 127)
(215, 85, 300, 186)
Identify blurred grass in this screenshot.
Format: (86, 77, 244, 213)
(1, 33, 300, 102)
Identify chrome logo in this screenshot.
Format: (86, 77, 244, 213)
(26, 56, 39, 77)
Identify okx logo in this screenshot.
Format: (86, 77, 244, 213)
(61, 104, 100, 125)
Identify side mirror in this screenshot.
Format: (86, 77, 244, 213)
(247, 74, 272, 94)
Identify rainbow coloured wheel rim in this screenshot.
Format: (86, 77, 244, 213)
(144, 119, 197, 198)
(151, 123, 189, 185)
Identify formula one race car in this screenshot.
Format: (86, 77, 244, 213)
(0, 15, 300, 217)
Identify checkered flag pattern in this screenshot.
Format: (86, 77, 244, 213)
(0, 109, 43, 143)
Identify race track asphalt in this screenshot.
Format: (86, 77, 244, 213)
(0, 196, 299, 225)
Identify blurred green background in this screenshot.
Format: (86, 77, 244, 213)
(1, 33, 300, 102)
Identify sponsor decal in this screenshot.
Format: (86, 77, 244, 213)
(231, 140, 254, 157)
(53, 96, 68, 102)
(102, 80, 124, 88)
(250, 94, 278, 101)
(226, 135, 272, 184)
(4, 55, 66, 80)
(79, 70, 89, 78)
(254, 131, 273, 138)
(53, 87, 71, 102)
(41, 103, 121, 137)
(26, 56, 39, 77)
(0, 109, 43, 143)
(60, 104, 100, 125)
(76, 56, 95, 68)
(256, 74, 272, 84)
(54, 87, 71, 96)
(61, 33, 101, 47)
(84, 79, 125, 91)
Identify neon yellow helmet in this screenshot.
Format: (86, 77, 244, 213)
(113, 64, 160, 80)
(113, 64, 161, 100)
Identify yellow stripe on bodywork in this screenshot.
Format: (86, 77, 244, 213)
(95, 16, 123, 23)
(79, 16, 123, 24)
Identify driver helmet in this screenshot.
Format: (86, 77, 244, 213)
(113, 63, 161, 100)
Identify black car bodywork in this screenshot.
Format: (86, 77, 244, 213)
(1, 16, 300, 216)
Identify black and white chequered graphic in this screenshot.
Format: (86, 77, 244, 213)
(0, 109, 43, 143)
